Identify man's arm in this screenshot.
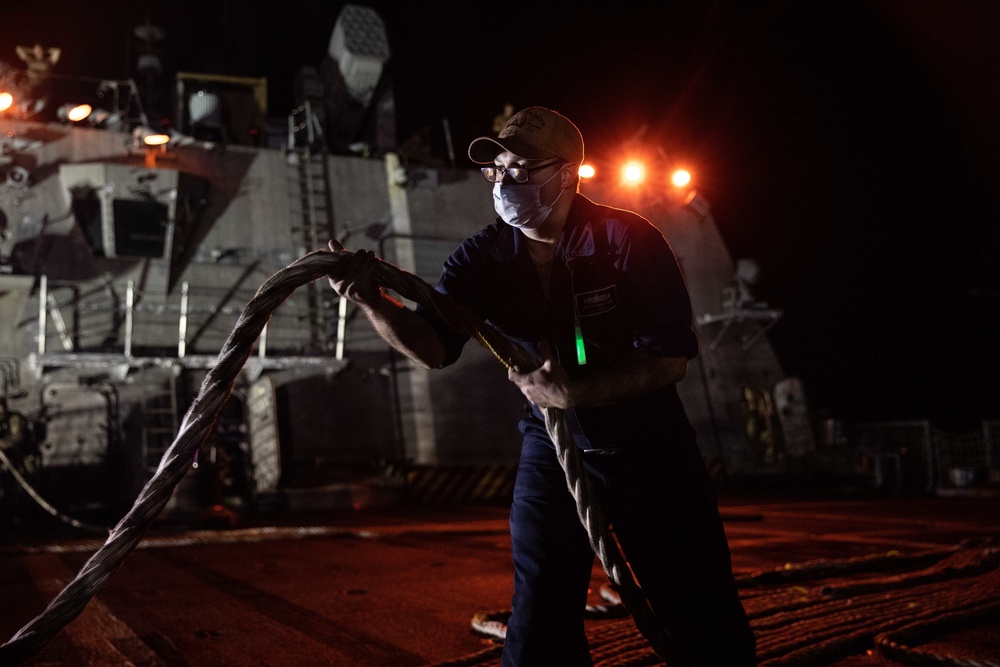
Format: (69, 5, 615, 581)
(508, 349, 686, 409)
(328, 240, 446, 369)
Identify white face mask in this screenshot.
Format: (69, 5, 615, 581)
(492, 166, 567, 230)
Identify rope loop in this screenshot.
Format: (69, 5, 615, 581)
(0, 250, 683, 665)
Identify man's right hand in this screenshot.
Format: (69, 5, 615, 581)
(327, 239, 383, 306)
(326, 240, 447, 369)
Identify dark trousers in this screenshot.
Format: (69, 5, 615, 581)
(500, 431, 756, 667)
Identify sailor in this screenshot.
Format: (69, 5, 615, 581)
(328, 106, 755, 666)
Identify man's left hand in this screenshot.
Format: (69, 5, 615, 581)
(508, 358, 576, 409)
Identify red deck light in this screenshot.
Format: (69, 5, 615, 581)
(622, 161, 643, 184)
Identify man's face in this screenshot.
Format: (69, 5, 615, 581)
(494, 151, 567, 205)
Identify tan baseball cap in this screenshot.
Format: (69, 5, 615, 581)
(468, 106, 584, 165)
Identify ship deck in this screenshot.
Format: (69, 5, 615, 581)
(2, 495, 998, 666)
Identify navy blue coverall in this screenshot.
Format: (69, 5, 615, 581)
(418, 194, 756, 666)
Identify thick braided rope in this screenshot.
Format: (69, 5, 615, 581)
(543, 405, 686, 664)
(0, 250, 685, 665)
(874, 599, 1000, 667)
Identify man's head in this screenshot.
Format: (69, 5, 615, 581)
(469, 106, 584, 167)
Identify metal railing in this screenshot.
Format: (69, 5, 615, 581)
(813, 419, 998, 495)
(31, 276, 334, 363)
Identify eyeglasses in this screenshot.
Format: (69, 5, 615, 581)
(481, 159, 564, 183)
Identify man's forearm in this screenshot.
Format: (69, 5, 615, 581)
(509, 349, 687, 410)
(358, 293, 447, 369)
(570, 350, 687, 407)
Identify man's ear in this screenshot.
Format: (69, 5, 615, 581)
(562, 164, 579, 190)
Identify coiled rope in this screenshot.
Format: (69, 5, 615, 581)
(434, 541, 1000, 667)
(0, 249, 685, 665)
(874, 600, 1000, 667)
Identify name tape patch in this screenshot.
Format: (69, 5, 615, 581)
(575, 285, 618, 318)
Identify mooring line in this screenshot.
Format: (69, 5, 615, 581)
(0, 249, 684, 665)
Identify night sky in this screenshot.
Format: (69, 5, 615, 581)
(1, 0, 998, 428)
